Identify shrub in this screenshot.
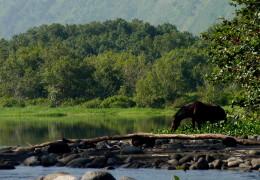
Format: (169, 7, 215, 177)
(167, 93, 199, 108)
(26, 98, 56, 107)
(100, 95, 136, 108)
(81, 98, 102, 108)
(61, 98, 86, 107)
(0, 97, 25, 107)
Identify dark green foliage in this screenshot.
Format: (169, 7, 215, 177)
(0, 98, 25, 107)
(81, 99, 103, 108)
(100, 95, 136, 108)
(26, 98, 54, 107)
(0, 19, 203, 106)
(202, 0, 259, 116)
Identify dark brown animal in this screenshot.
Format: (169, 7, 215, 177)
(170, 101, 227, 130)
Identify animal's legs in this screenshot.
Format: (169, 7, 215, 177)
(192, 119, 196, 128)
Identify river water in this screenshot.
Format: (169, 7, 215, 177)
(1, 115, 259, 179)
(1, 166, 259, 180)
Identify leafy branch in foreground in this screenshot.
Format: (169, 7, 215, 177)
(202, 0, 260, 115)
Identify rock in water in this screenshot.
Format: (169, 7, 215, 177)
(121, 146, 143, 154)
(48, 142, 71, 154)
(131, 136, 155, 148)
(33, 172, 77, 180)
(222, 137, 237, 147)
(81, 171, 116, 180)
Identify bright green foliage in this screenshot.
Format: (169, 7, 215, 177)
(202, 0, 260, 114)
(0, 97, 25, 107)
(81, 99, 103, 108)
(135, 46, 209, 108)
(100, 95, 136, 108)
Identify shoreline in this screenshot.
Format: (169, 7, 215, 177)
(1, 134, 259, 172)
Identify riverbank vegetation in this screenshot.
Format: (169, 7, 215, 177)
(0, 0, 258, 123)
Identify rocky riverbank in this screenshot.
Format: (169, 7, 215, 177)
(0, 135, 260, 180)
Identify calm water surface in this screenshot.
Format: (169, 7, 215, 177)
(0, 166, 259, 180)
(1, 115, 259, 180)
(0, 114, 171, 146)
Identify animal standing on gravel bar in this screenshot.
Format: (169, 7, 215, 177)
(170, 101, 227, 130)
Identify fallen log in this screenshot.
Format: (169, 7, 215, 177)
(13, 133, 260, 151)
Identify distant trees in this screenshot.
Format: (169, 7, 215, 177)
(0, 18, 234, 108)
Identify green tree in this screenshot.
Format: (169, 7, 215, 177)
(0, 46, 44, 99)
(135, 46, 209, 107)
(202, 0, 259, 113)
(42, 57, 94, 103)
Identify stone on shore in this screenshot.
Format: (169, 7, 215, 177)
(33, 172, 77, 180)
(251, 158, 260, 169)
(48, 142, 71, 154)
(121, 146, 143, 154)
(227, 157, 244, 167)
(81, 171, 116, 180)
(60, 154, 80, 164)
(41, 154, 58, 167)
(66, 157, 92, 168)
(195, 157, 209, 170)
(222, 137, 237, 147)
(23, 156, 40, 166)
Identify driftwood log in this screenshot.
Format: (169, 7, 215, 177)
(13, 133, 260, 151)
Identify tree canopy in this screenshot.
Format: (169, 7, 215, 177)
(202, 0, 259, 115)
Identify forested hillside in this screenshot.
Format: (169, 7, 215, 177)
(0, 19, 236, 108)
(0, 0, 236, 39)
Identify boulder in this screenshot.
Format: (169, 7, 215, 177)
(248, 150, 260, 156)
(207, 143, 224, 150)
(227, 157, 243, 167)
(222, 137, 237, 147)
(167, 159, 179, 167)
(41, 155, 58, 167)
(131, 136, 155, 148)
(81, 171, 116, 180)
(121, 146, 143, 154)
(205, 155, 215, 163)
(23, 156, 40, 166)
(66, 158, 92, 168)
(48, 142, 71, 154)
(251, 158, 260, 169)
(162, 142, 185, 149)
(155, 139, 169, 145)
(34, 171, 77, 180)
(86, 157, 106, 168)
(60, 154, 80, 164)
(179, 155, 193, 165)
(211, 159, 223, 169)
(170, 154, 182, 160)
(107, 157, 123, 166)
(195, 157, 209, 170)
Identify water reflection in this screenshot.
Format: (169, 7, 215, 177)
(0, 115, 171, 146)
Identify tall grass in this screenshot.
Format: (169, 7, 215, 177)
(0, 106, 176, 117)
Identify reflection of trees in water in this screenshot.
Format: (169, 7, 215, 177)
(0, 115, 171, 146)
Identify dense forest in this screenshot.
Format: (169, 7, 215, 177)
(0, 19, 236, 108)
(0, 0, 236, 39)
